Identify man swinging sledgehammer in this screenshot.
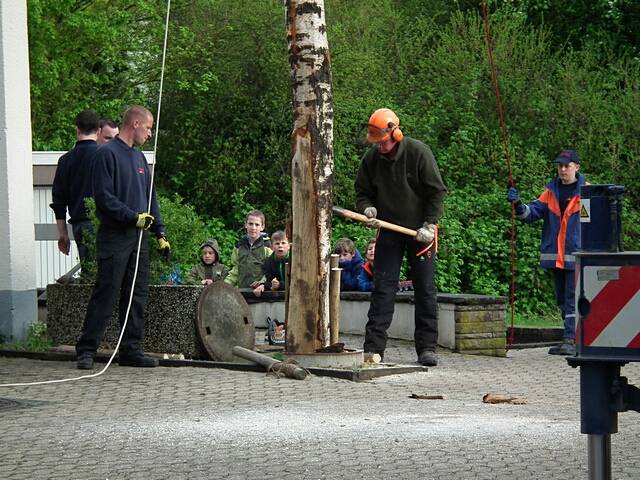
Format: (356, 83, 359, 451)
(354, 108, 447, 366)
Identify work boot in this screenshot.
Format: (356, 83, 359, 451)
(548, 339, 576, 356)
(418, 350, 438, 366)
(76, 352, 94, 370)
(118, 353, 159, 367)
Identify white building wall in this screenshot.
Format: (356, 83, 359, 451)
(33, 186, 78, 288)
(0, 0, 36, 340)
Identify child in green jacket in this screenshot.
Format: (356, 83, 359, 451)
(185, 239, 229, 285)
(225, 210, 272, 296)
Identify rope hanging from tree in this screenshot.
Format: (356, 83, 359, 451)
(480, 0, 517, 349)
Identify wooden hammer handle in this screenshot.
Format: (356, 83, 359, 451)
(332, 206, 417, 237)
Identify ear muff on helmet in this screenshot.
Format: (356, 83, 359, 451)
(389, 122, 404, 142)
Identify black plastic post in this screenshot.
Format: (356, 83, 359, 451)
(580, 362, 619, 435)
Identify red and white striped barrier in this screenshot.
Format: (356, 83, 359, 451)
(578, 265, 640, 349)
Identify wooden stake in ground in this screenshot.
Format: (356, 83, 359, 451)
(284, 0, 334, 354)
(329, 254, 341, 345)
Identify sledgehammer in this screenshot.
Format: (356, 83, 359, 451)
(332, 206, 417, 238)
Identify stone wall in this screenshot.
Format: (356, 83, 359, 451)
(46, 284, 507, 359)
(454, 303, 506, 356)
(46, 284, 206, 359)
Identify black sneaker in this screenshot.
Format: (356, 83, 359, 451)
(118, 354, 159, 367)
(76, 352, 94, 370)
(418, 350, 438, 366)
(548, 340, 576, 356)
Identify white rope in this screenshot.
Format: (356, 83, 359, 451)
(0, 0, 172, 387)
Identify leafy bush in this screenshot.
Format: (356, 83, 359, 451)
(81, 195, 238, 285)
(149, 193, 237, 284)
(29, 1, 640, 318)
(1, 321, 52, 352)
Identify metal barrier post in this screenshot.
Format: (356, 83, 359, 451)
(568, 184, 640, 479)
(587, 435, 611, 480)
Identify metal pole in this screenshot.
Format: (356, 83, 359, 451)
(588, 434, 611, 480)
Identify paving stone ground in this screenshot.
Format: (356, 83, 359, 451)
(1, 335, 639, 480)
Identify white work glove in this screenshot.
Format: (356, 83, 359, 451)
(415, 223, 436, 243)
(363, 207, 381, 229)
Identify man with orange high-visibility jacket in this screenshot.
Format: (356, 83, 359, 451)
(507, 149, 586, 356)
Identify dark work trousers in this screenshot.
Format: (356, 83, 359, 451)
(76, 227, 150, 357)
(363, 229, 438, 356)
(552, 268, 576, 340)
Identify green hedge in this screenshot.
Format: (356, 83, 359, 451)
(29, 1, 640, 317)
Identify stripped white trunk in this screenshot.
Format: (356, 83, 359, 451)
(284, 0, 334, 353)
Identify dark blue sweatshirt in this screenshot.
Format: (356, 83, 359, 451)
(339, 250, 364, 291)
(92, 137, 164, 236)
(50, 140, 98, 223)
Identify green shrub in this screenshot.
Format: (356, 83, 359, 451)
(1, 321, 52, 352)
(81, 195, 238, 286)
(149, 193, 237, 284)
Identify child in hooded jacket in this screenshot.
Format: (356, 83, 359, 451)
(185, 239, 229, 285)
(334, 237, 364, 291)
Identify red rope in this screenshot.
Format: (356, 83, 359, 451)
(480, 1, 517, 350)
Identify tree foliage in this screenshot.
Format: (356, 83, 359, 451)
(28, 0, 165, 149)
(28, 0, 640, 315)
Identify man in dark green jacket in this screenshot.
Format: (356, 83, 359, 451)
(355, 108, 447, 366)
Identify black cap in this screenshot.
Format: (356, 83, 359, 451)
(553, 149, 580, 165)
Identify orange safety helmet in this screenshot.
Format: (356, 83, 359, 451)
(366, 108, 404, 144)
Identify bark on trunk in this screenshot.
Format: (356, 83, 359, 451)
(284, 0, 334, 354)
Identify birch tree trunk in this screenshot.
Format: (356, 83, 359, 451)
(284, 0, 334, 354)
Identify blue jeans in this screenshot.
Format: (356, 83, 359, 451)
(552, 268, 576, 340)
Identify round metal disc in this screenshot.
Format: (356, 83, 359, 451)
(196, 282, 255, 361)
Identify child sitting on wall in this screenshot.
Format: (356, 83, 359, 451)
(358, 238, 376, 292)
(334, 237, 363, 291)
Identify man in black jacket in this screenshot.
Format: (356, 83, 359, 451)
(355, 108, 447, 366)
(75, 105, 170, 369)
(50, 110, 100, 263)
(97, 118, 119, 145)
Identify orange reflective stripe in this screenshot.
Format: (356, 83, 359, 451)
(555, 195, 581, 268)
(538, 188, 560, 216)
